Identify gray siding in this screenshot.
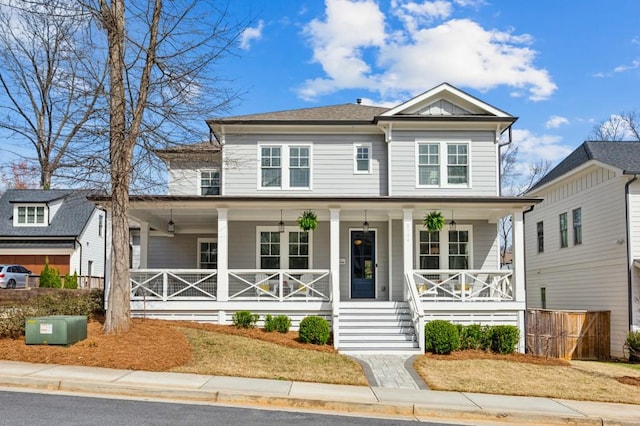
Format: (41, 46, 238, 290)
(627, 181, 640, 331)
(391, 219, 404, 301)
(148, 234, 217, 268)
(168, 160, 221, 196)
(390, 130, 497, 196)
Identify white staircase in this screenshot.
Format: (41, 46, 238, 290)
(338, 301, 422, 354)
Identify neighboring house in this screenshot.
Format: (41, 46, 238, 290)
(524, 141, 640, 358)
(97, 83, 540, 353)
(0, 189, 106, 287)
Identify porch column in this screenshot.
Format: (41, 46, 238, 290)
(329, 208, 340, 349)
(139, 221, 149, 269)
(512, 209, 526, 352)
(217, 208, 229, 303)
(402, 209, 414, 297)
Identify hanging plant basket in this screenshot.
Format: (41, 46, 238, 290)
(424, 211, 444, 232)
(297, 210, 318, 231)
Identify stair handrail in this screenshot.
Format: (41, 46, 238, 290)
(405, 272, 425, 352)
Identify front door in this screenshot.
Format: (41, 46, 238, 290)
(351, 230, 375, 298)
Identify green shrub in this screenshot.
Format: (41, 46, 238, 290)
(63, 271, 78, 289)
(89, 289, 105, 315)
(486, 325, 520, 354)
(33, 292, 101, 317)
(626, 331, 640, 362)
(264, 314, 292, 333)
(39, 258, 62, 288)
(424, 320, 460, 354)
(459, 324, 488, 350)
(0, 306, 44, 338)
(298, 316, 331, 345)
(232, 310, 259, 328)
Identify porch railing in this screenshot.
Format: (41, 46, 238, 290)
(411, 269, 514, 302)
(228, 269, 330, 302)
(130, 269, 218, 301)
(405, 272, 425, 352)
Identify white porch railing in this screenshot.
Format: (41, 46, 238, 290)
(228, 269, 331, 302)
(411, 269, 514, 302)
(130, 269, 218, 301)
(405, 272, 425, 352)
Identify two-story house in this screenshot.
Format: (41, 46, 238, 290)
(104, 83, 539, 353)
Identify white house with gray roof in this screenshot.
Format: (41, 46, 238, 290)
(525, 141, 640, 358)
(97, 83, 540, 354)
(0, 189, 106, 287)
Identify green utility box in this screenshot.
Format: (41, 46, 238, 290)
(25, 316, 87, 345)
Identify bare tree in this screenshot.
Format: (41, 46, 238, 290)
(0, 0, 106, 189)
(590, 111, 640, 141)
(0, 161, 40, 189)
(85, 0, 246, 333)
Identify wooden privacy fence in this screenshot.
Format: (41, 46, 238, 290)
(526, 309, 610, 360)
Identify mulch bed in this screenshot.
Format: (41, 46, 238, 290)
(617, 376, 640, 386)
(421, 349, 571, 366)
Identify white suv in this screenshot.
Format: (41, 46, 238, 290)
(0, 265, 32, 289)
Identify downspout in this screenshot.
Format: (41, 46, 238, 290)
(625, 173, 639, 332)
(74, 238, 83, 279)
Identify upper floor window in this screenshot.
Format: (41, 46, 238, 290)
(259, 144, 311, 190)
(14, 205, 47, 226)
(416, 141, 469, 187)
(354, 143, 371, 174)
(559, 212, 568, 248)
(200, 170, 220, 195)
(572, 208, 582, 245)
(537, 221, 544, 253)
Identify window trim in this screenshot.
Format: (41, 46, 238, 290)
(13, 204, 48, 227)
(353, 143, 372, 174)
(257, 143, 313, 190)
(256, 226, 313, 269)
(198, 169, 221, 196)
(559, 212, 568, 248)
(572, 208, 582, 246)
(415, 140, 471, 188)
(414, 224, 473, 269)
(197, 238, 218, 269)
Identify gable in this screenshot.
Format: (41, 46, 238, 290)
(415, 99, 473, 116)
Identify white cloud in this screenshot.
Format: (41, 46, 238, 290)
(511, 129, 572, 164)
(613, 59, 640, 73)
(239, 20, 264, 50)
(545, 115, 569, 129)
(299, 0, 556, 102)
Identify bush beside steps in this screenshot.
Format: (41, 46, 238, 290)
(425, 320, 519, 355)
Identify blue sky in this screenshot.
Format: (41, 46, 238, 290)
(223, 0, 640, 175)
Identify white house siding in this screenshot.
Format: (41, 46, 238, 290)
(168, 160, 221, 196)
(70, 209, 106, 278)
(525, 166, 629, 357)
(390, 130, 497, 196)
(223, 134, 388, 196)
(628, 180, 640, 331)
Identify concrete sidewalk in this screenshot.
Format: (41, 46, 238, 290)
(0, 360, 638, 425)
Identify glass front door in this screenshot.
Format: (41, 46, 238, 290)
(351, 230, 375, 298)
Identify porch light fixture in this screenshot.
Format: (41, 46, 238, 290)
(449, 209, 456, 231)
(167, 209, 175, 233)
(362, 210, 369, 233)
(278, 210, 285, 233)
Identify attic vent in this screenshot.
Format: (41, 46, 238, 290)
(356, 98, 362, 104)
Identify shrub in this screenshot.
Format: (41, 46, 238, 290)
(459, 324, 488, 350)
(486, 325, 520, 354)
(298, 316, 331, 345)
(0, 306, 44, 338)
(33, 292, 101, 317)
(89, 289, 105, 315)
(264, 314, 291, 333)
(39, 258, 62, 289)
(424, 320, 460, 354)
(64, 271, 79, 289)
(232, 310, 259, 328)
(626, 331, 640, 362)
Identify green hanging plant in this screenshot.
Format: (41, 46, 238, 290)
(424, 211, 445, 232)
(297, 210, 318, 231)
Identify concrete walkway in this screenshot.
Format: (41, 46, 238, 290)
(348, 354, 427, 390)
(0, 360, 639, 425)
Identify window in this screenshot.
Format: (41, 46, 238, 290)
(537, 221, 544, 253)
(198, 239, 218, 269)
(260, 146, 281, 188)
(541, 287, 546, 309)
(448, 229, 470, 269)
(573, 208, 582, 245)
(447, 144, 468, 184)
(98, 215, 103, 237)
(15, 205, 46, 226)
(418, 144, 439, 185)
(416, 225, 472, 270)
(200, 170, 220, 195)
(258, 227, 312, 269)
(259, 144, 312, 189)
(559, 213, 568, 248)
(418, 230, 440, 269)
(354, 144, 371, 174)
(289, 147, 310, 187)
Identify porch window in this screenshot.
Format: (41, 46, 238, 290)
(260, 146, 281, 188)
(572, 208, 582, 245)
(448, 229, 469, 269)
(418, 230, 440, 269)
(198, 239, 218, 269)
(447, 143, 468, 185)
(559, 212, 568, 248)
(259, 231, 280, 268)
(257, 227, 312, 269)
(416, 225, 472, 269)
(200, 170, 220, 195)
(537, 221, 544, 253)
(15, 205, 47, 226)
(288, 231, 309, 269)
(354, 143, 371, 174)
(417, 143, 439, 185)
(289, 147, 310, 188)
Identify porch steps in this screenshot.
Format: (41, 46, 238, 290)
(338, 302, 421, 354)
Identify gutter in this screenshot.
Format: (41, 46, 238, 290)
(625, 173, 639, 331)
(74, 238, 83, 278)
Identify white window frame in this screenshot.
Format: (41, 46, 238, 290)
(13, 204, 48, 227)
(415, 140, 471, 188)
(353, 143, 372, 174)
(414, 224, 473, 269)
(198, 169, 221, 196)
(256, 226, 313, 269)
(257, 143, 313, 190)
(197, 238, 218, 269)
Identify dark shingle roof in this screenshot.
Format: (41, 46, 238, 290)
(208, 103, 390, 123)
(529, 141, 640, 191)
(154, 141, 221, 154)
(0, 189, 96, 238)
